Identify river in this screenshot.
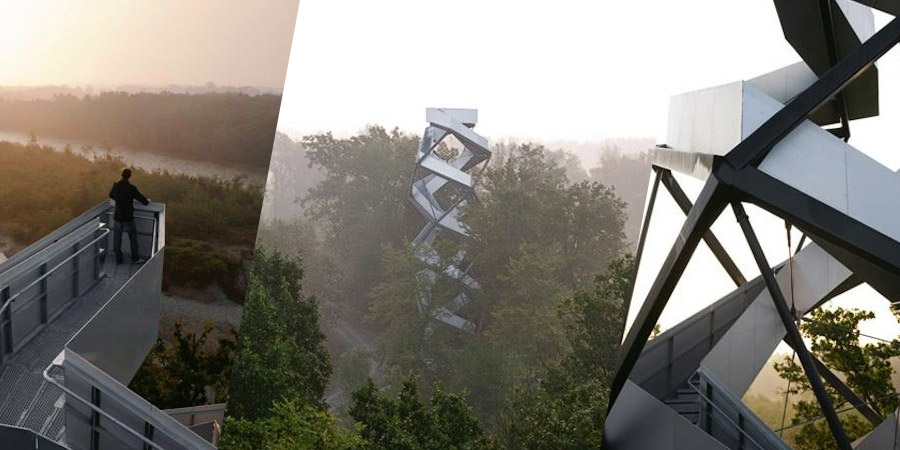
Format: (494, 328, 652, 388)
(0, 130, 268, 185)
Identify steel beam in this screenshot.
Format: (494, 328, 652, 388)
(783, 337, 884, 426)
(718, 164, 900, 300)
(725, 17, 900, 169)
(608, 175, 728, 409)
(625, 169, 663, 314)
(656, 167, 747, 287)
(732, 201, 851, 450)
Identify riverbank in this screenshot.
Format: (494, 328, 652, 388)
(0, 130, 267, 185)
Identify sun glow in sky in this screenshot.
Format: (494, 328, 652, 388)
(0, 1, 299, 88)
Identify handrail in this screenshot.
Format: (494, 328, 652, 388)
(0, 202, 110, 275)
(43, 363, 166, 450)
(102, 211, 159, 255)
(0, 228, 111, 317)
(687, 380, 768, 450)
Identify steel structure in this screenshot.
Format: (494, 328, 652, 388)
(409, 108, 491, 333)
(604, 1, 900, 448)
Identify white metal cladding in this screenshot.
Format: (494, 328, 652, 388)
(700, 243, 851, 396)
(410, 108, 490, 333)
(663, 79, 900, 247)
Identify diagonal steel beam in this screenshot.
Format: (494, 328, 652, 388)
(624, 169, 663, 315)
(782, 337, 884, 426)
(656, 167, 747, 287)
(718, 164, 900, 292)
(732, 201, 852, 450)
(608, 175, 728, 410)
(725, 17, 900, 169)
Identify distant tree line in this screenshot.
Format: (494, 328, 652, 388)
(0, 91, 281, 169)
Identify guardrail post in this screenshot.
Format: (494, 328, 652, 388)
(72, 242, 80, 298)
(39, 263, 48, 324)
(703, 378, 713, 432)
(0, 287, 8, 363)
(143, 422, 155, 450)
(94, 230, 101, 281)
(666, 336, 673, 389)
(91, 387, 101, 450)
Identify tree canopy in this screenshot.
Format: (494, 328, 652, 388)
(774, 306, 900, 449)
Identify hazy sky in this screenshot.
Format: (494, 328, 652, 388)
(0, 1, 299, 88)
(279, 1, 900, 350)
(280, 0, 895, 154)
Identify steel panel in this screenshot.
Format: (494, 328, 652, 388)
(67, 250, 162, 384)
(604, 381, 730, 449)
(701, 242, 851, 395)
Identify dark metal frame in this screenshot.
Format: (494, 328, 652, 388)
(607, 14, 900, 450)
(732, 201, 850, 449)
(782, 336, 884, 426)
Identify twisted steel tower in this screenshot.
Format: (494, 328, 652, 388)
(409, 108, 490, 333)
(604, 1, 900, 448)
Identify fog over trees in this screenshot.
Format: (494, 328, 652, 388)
(238, 126, 651, 447)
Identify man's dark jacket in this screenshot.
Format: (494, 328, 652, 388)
(109, 179, 149, 222)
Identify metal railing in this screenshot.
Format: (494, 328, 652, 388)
(683, 370, 791, 450)
(52, 249, 215, 450)
(0, 212, 108, 362)
(631, 278, 765, 399)
(0, 228, 110, 317)
(43, 363, 167, 450)
(0, 201, 201, 450)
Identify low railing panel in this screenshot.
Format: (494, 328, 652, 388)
(62, 349, 214, 450)
(67, 249, 162, 383)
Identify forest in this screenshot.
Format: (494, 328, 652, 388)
(223, 126, 639, 449)
(225, 127, 900, 449)
(0, 91, 281, 169)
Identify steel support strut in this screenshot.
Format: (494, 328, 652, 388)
(657, 167, 747, 287)
(783, 337, 884, 426)
(732, 201, 852, 450)
(625, 169, 663, 314)
(608, 176, 727, 409)
(725, 16, 900, 169)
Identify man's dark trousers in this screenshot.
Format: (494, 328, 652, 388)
(113, 219, 140, 264)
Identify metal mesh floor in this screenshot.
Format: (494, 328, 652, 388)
(0, 257, 142, 443)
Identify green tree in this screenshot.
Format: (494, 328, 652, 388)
(130, 321, 237, 409)
(226, 248, 332, 420)
(348, 375, 501, 450)
(773, 307, 900, 449)
(336, 347, 374, 397)
(498, 254, 631, 450)
(220, 398, 359, 450)
(302, 127, 420, 314)
(367, 142, 627, 421)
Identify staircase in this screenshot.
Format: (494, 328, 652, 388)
(661, 371, 790, 450)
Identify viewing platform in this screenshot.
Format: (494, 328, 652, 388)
(0, 201, 219, 450)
